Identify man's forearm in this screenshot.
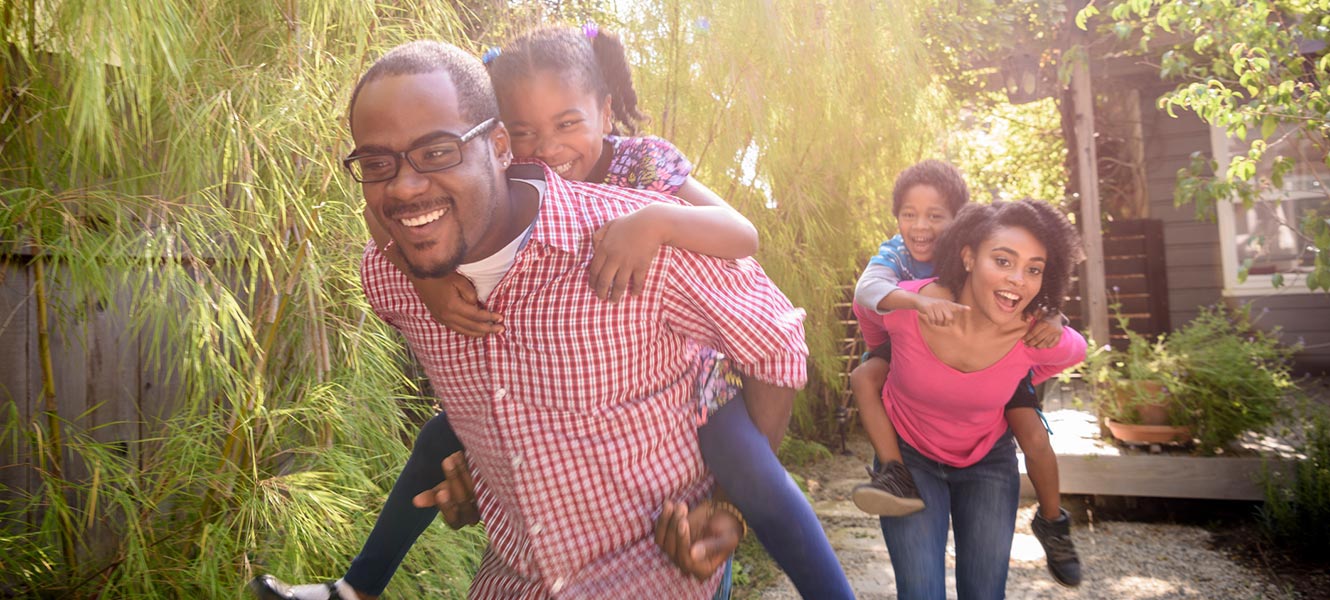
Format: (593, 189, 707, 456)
(738, 375, 796, 451)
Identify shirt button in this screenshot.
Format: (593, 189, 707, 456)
(495, 387, 507, 400)
(529, 523, 543, 535)
(551, 577, 566, 593)
(511, 454, 523, 468)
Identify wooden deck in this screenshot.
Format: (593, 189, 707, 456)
(1016, 379, 1303, 501)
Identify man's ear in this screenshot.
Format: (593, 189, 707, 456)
(489, 121, 512, 168)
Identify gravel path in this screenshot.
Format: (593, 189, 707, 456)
(754, 435, 1293, 600)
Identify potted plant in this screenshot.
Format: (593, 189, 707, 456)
(1080, 326, 1192, 444)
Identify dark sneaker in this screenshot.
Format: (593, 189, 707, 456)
(851, 461, 925, 516)
(249, 575, 357, 600)
(1031, 507, 1083, 587)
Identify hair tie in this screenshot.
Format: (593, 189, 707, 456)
(481, 46, 501, 65)
(582, 23, 599, 39)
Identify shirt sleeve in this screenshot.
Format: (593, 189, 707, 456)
(612, 136, 693, 195)
(659, 249, 808, 388)
(854, 262, 905, 315)
(360, 239, 402, 329)
(1027, 326, 1089, 385)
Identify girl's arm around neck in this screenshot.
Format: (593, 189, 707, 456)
(655, 176, 759, 259)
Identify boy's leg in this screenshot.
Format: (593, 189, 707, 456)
(1006, 407, 1061, 521)
(851, 356, 903, 463)
(699, 397, 855, 600)
(1005, 375, 1082, 588)
(850, 350, 924, 515)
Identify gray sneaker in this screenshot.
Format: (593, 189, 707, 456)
(1031, 507, 1083, 587)
(851, 461, 925, 516)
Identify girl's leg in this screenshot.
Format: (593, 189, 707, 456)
(342, 412, 465, 596)
(948, 433, 1020, 600)
(698, 397, 855, 600)
(878, 441, 952, 600)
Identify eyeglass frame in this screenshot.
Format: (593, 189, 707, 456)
(342, 117, 498, 183)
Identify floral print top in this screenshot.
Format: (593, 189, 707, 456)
(602, 135, 693, 195)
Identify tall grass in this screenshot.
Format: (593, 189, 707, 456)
(1, 1, 486, 596)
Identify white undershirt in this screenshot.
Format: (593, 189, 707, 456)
(455, 179, 544, 303)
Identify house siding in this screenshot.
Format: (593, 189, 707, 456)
(1137, 83, 1330, 373)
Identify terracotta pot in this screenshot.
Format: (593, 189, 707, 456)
(1104, 418, 1192, 444)
(1115, 380, 1172, 426)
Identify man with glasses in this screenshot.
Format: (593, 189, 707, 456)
(255, 40, 808, 600)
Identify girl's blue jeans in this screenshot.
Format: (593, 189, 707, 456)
(699, 397, 855, 600)
(878, 432, 1020, 600)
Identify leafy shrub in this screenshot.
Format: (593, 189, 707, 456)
(1262, 416, 1330, 560)
(1169, 305, 1296, 454)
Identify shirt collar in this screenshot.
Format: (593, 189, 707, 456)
(508, 160, 587, 255)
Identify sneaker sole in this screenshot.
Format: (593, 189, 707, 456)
(851, 484, 925, 516)
(1046, 564, 1082, 588)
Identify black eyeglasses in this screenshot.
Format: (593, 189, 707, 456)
(343, 117, 497, 183)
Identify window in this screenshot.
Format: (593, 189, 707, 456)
(1212, 125, 1330, 296)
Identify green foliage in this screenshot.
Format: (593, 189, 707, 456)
(0, 1, 486, 596)
(618, 0, 939, 433)
(1262, 415, 1330, 560)
(1168, 304, 1297, 455)
(1089, 0, 1330, 292)
(777, 437, 832, 469)
(1078, 303, 1297, 453)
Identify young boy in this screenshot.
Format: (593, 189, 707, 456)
(848, 160, 1082, 588)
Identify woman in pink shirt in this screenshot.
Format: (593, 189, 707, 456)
(857, 199, 1087, 599)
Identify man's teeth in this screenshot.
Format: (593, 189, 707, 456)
(399, 207, 447, 227)
(552, 161, 573, 175)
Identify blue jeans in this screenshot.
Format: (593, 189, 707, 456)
(343, 412, 463, 595)
(878, 433, 1019, 600)
(699, 397, 854, 599)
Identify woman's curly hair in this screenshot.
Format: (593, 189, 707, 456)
(932, 199, 1085, 318)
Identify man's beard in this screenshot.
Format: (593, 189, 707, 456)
(400, 163, 500, 280)
(402, 241, 464, 279)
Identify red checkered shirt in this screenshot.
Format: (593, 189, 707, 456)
(360, 163, 808, 599)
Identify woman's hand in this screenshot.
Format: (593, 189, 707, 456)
(589, 206, 665, 302)
(914, 295, 970, 327)
(415, 273, 504, 337)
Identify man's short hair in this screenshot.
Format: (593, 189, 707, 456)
(348, 40, 499, 127)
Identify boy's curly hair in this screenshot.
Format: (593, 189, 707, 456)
(892, 160, 969, 217)
(933, 199, 1085, 318)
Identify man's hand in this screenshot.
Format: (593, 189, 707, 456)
(653, 499, 741, 580)
(589, 207, 665, 303)
(1023, 310, 1065, 349)
(416, 273, 504, 338)
(411, 451, 481, 529)
(915, 295, 969, 327)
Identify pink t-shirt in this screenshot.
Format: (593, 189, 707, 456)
(854, 278, 1087, 467)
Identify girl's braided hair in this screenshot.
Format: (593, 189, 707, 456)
(933, 199, 1085, 318)
(487, 26, 648, 135)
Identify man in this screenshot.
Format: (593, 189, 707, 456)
(264, 40, 806, 599)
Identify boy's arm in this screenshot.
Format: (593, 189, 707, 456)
(854, 262, 904, 314)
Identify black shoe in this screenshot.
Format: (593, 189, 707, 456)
(851, 461, 925, 516)
(249, 575, 352, 600)
(1031, 507, 1083, 587)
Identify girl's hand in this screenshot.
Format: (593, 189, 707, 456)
(416, 273, 504, 337)
(915, 295, 969, 327)
(589, 206, 665, 302)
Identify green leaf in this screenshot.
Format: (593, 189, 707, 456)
(1261, 115, 1277, 139)
(1076, 3, 1099, 30)
(1238, 258, 1253, 283)
(1272, 272, 1285, 288)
